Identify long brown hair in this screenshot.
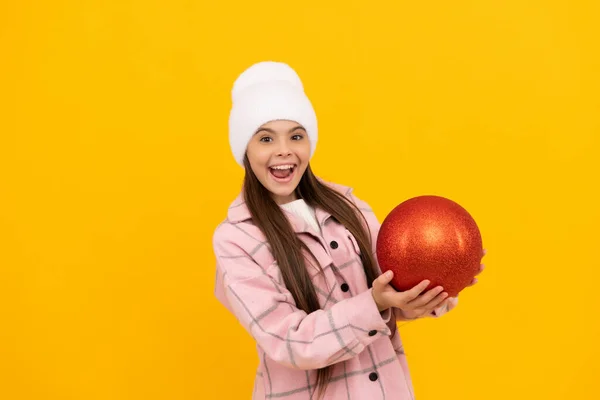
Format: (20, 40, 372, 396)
(243, 155, 395, 399)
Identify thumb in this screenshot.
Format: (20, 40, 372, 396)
(375, 270, 394, 289)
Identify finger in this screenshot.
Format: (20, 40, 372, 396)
(411, 293, 449, 318)
(374, 270, 394, 291)
(401, 280, 431, 303)
(475, 264, 485, 276)
(424, 291, 450, 310)
(406, 285, 445, 308)
(433, 297, 450, 312)
(467, 277, 478, 287)
(482, 248, 487, 257)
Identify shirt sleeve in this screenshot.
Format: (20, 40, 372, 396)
(213, 227, 393, 371)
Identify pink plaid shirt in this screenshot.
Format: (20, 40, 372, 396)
(213, 179, 456, 399)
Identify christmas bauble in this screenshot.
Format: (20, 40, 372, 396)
(376, 195, 483, 297)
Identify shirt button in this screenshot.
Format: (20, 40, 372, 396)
(330, 241, 338, 249)
(369, 372, 378, 381)
(340, 283, 349, 292)
(368, 330, 377, 336)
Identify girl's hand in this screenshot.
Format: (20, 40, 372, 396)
(467, 248, 487, 287)
(372, 271, 448, 316)
(373, 248, 487, 319)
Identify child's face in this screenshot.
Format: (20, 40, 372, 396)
(246, 119, 311, 205)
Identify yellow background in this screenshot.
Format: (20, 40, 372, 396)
(1, 0, 599, 399)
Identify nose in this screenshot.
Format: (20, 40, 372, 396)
(276, 140, 292, 157)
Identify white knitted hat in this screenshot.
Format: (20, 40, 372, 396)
(228, 61, 318, 167)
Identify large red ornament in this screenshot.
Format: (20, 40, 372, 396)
(376, 195, 483, 297)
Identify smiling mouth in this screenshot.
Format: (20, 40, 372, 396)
(269, 164, 297, 182)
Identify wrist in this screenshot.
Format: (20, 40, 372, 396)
(371, 289, 388, 313)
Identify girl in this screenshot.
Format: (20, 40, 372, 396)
(213, 61, 484, 400)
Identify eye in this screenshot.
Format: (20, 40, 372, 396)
(291, 134, 304, 140)
(259, 136, 272, 143)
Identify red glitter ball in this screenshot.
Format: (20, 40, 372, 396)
(376, 196, 483, 297)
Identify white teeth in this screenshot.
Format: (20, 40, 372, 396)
(270, 164, 294, 170)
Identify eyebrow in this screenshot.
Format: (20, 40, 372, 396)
(254, 125, 306, 135)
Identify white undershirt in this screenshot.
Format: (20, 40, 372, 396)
(280, 199, 321, 234)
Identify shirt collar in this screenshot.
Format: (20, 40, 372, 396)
(226, 178, 354, 232)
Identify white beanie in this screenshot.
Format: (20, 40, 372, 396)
(228, 61, 318, 167)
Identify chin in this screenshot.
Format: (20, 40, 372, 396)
(270, 187, 296, 198)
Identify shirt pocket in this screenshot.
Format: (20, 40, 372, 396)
(338, 229, 373, 291)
